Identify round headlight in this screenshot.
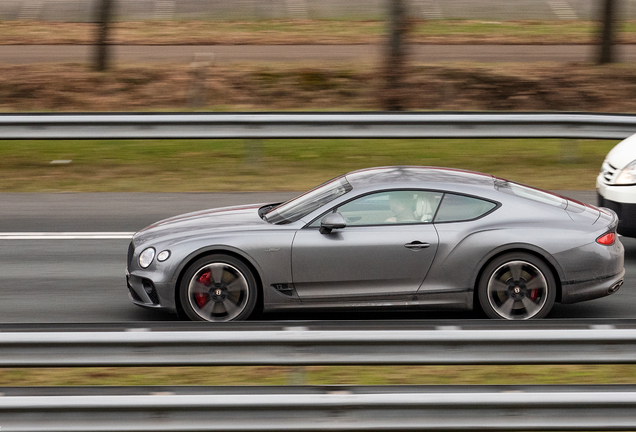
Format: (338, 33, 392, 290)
(157, 250, 170, 262)
(139, 248, 156, 268)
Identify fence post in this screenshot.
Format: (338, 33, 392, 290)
(382, 0, 409, 111)
(599, 0, 617, 64)
(94, 0, 113, 72)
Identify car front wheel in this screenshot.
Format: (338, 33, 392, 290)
(179, 254, 257, 322)
(478, 253, 556, 320)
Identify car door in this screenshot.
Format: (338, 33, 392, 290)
(291, 190, 441, 301)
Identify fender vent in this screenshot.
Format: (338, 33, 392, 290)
(271, 283, 295, 297)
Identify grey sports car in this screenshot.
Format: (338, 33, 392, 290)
(126, 166, 625, 321)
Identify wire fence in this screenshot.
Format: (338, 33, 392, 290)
(1, 0, 632, 22)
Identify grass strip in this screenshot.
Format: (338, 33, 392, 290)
(0, 138, 615, 192)
(1, 365, 636, 386)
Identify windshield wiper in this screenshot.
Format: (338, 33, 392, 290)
(258, 203, 281, 221)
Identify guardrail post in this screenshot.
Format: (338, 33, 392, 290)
(188, 53, 215, 108)
(286, 326, 308, 385)
(244, 139, 263, 167)
(559, 139, 579, 163)
(287, 366, 307, 385)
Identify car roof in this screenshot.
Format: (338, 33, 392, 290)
(344, 166, 495, 190)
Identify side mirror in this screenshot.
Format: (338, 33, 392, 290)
(319, 212, 346, 234)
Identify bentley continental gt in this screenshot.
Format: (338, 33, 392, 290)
(126, 166, 625, 321)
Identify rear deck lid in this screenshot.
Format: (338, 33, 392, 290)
(563, 197, 601, 225)
(494, 179, 602, 225)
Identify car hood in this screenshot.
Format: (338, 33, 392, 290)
(606, 134, 636, 170)
(133, 203, 270, 247)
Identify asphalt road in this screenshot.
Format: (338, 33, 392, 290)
(0, 191, 633, 324)
(0, 45, 633, 65)
(4, 0, 636, 21)
(0, 192, 297, 324)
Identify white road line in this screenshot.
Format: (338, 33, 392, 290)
(19, 0, 44, 20)
(286, 0, 308, 19)
(416, 0, 443, 20)
(547, 0, 577, 20)
(0, 232, 135, 240)
(154, 0, 176, 20)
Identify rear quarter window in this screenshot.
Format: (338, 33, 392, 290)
(434, 193, 497, 223)
(495, 179, 567, 208)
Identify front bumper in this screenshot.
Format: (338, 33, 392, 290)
(127, 270, 160, 307)
(126, 238, 179, 313)
(126, 270, 178, 313)
(597, 193, 636, 237)
(126, 269, 177, 312)
(560, 268, 625, 304)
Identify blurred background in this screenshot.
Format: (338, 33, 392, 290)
(0, 0, 629, 190)
(1, 0, 632, 111)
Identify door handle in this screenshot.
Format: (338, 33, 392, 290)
(404, 241, 430, 250)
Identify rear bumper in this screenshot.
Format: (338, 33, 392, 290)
(560, 268, 625, 304)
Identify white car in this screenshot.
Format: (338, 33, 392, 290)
(597, 134, 636, 237)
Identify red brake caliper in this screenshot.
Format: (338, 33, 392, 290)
(195, 271, 211, 307)
(529, 289, 539, 301)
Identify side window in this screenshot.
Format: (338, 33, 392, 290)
(326, 190, 442, 227)
(434, 193, 496, 223)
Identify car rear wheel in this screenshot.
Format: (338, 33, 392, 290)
(478, 253, 556, 320)
(180, 254, 257, 322)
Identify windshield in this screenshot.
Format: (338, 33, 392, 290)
(265, 176, 353, 224)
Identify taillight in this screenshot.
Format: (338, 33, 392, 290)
(596, 232, 616, 246)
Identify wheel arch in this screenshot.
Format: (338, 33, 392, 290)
(173, 246, 265, 319)
(472, 245, 564, 308)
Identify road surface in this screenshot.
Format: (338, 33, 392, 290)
(0, 191, 633, 323)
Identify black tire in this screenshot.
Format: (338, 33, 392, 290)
(179, 254, 258, 322)
(478, 252, 556, 320)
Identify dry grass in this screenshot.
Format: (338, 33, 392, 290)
(3, 62, 636, 112)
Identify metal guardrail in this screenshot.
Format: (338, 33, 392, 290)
(2, 327, 636, 366)
(2, 327, 636, 430)
(1, 112, 636, 140)
(3, 385, 636, 431)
